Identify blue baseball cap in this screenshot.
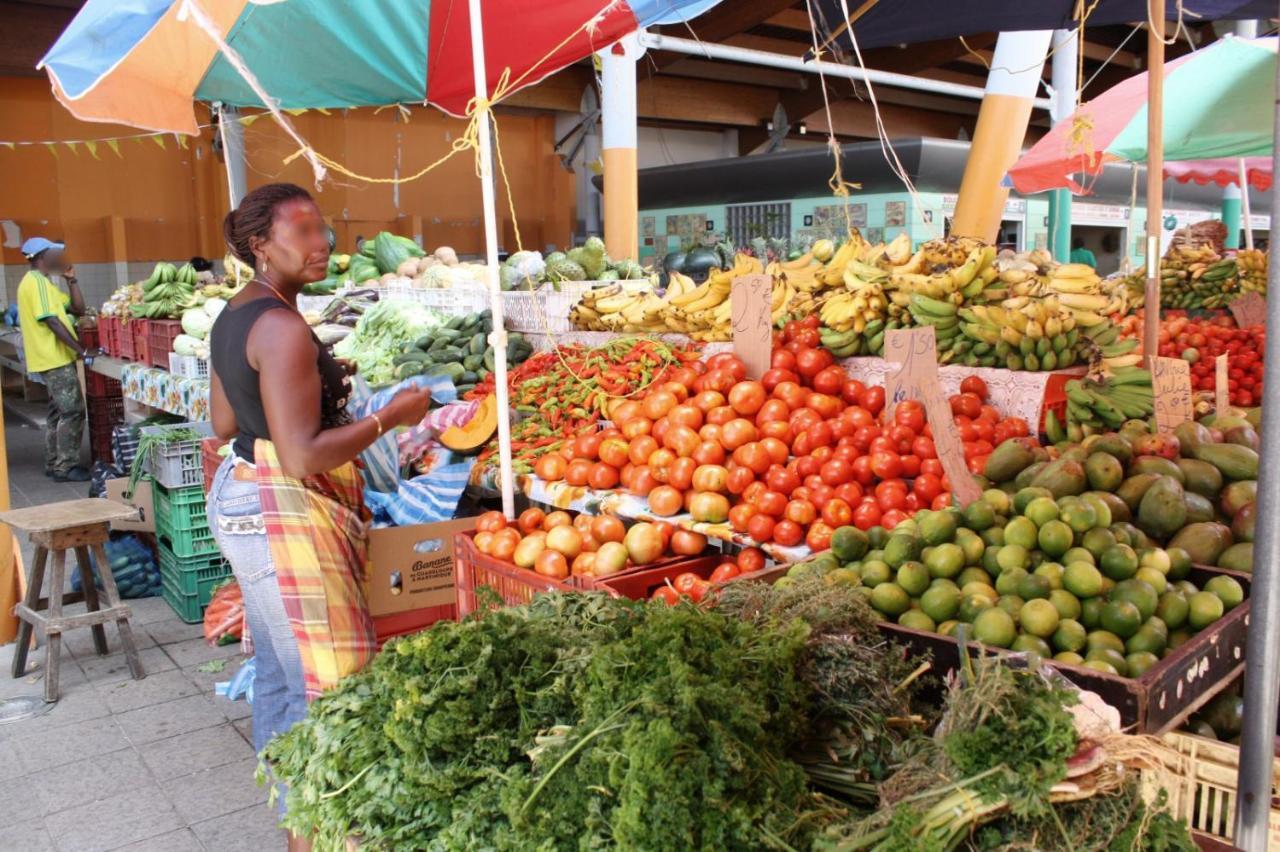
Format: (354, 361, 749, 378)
(21, 237, 64, 259)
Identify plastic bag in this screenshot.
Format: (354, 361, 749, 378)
(89, 460, 123, 498)
(70, 534, 161, 599)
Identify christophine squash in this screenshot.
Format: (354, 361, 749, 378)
(440, 394, 498, 453)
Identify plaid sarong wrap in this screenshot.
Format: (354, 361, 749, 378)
(253, 439, 377, 700)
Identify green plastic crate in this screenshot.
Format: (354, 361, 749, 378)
(153, 482, 209, 530)
(160, 570, 206, 624)
(157, 542, 230, 617)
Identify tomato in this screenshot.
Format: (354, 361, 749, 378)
(806, 392, 843, 421)
(834, 481, 864, 506)
(822, 498, 853, 528)
(967, 454, 989, 475)
(960, 375, 988, 400)
(932, 493, 953, 511)
(729, 502, 758, 532)
(720, 418, 759, 451)
(849, 424, 878, 452)
(820, 458, 852, 486)
(564, 458, 593, 487)
(648, 485, 683, 517)
(893, 400, 925, 432)
(888, 423, 916, 452)
(858, 385, 885, 416)
(731, 442, 771, 476)
(709, 563, 741, 584)
(910, 435, 937, 460)
(807, 420, 835, 450)
(699, 423, 723, 445)
(474, 530, 496, 555)
(726, 465, 755, 495)
(534, 549, 569, 579)
(846, 406, 874, 429)
(663, 424, 701, 458)
(629, 466, 658, 497)
(950, 392, 983, 420)
(476, 510, 508, 533)
(761, 368, 800, 394)
(626, 435, 657, 467)
(747, 512, 776, 544)
(611, 400, 643, 425)
(692, 390, 726, 413)
(772, 519, 804, 547)
(811, 365, 846, 396)
(772, 349, 798, 371)
(806, 521, 834, 552)
(852, 500, 882, 531)
(773, 381, 809, 412)
(517, 508, 545, 534)
(598, 438, 630, 469)
(760, 465, 795, 497)
(692, 463, 729, 493)
(876, 487, 908, 514)
(756, 490, 788, 518)
(650, 585, 681, 605)
(669, 365, 700, 391)
(702, 368, 738, 395)
(620, 418, 652, 441)
(707, 353, 747, 382)
(640, 390, 676, 422)
(668, 403, 703, 430)
(850, 455, 875, 486)
(673, 571, 703, 598)
(900, 454, 922, 478)
(728, 381, 767, 416)
(783, 498, 816, 526)
(671, 529, 708, 556)
(795, 347, 833, 381)
(667, 457, 697, 491)
(841, 379, 867, 405)
(534, 454, 567, 482)
(809, 483, 835, 510)
(913, 473, 943, 504)
(882, 509, 909, 530)
(689, 492, 731, 524)
(651, 416, 671, 446)
(870, 451, 903, 480)
(756, 398, 791, 424)
(647, 448, 676, 483)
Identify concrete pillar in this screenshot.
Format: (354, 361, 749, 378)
(951, 30, 1053, 242)
(1048, 28, 1079, 262)
(600, 35, 643, 260)
(1223, 183, 1242, 250)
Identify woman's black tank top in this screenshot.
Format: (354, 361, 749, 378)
(210, 297, 352, 461)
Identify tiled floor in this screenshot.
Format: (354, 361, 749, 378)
(0, 415, 284, 851)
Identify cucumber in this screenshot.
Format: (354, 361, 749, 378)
(431, 346, 463, 363)
(413, 335, 435, 352)
(462, 353, 483, 371)
(396, 362, 425, 380)
(483, 348, 495, 371)
(424, 362, 466, 382)
(469, 333, 487, 356)
(454, 383, 476, 397)
(459, 370, 478, 385)
(393, 351, 432, 366)
(445, 315, 465, 331)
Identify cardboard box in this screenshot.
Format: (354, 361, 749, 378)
(365, 517, 475, 618)
(104, 478, 154, 532)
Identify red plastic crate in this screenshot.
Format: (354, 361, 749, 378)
(200, 436, 229, 496)
(131, 320, 151, 365)
(373, 608, 456, 647)
(594, 555, 737, 601)
(1039, 371, 1073, 437)
(89, 417, 114, 464)
(85, 370, 122, 399)
(88, 393, 125, 428)
(98, 316, 120, 357)
(148, 319, 183, 369)
(454, 531, 575, 617)
(118, 319, 139, 361)
(78, 325, 99, 351)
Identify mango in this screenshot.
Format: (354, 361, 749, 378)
(983, 438, 1039, 484)
(1176, 458, 1224, 501)
(1116, 473, 1162, 514)
(1217, 542, 1254, 573)
(1130, 456, 1185, 483)
(1231, 502, 1256, 543)
(1220, 480, 1258, 518)
(1086, 490, 1131, 524)
(1223, 425, 1261, 452)
(1137, 476, 1187, 542)
(1183, 492, 1216, 525)
(1166, 522, 1234, 566)
(1015, 461, 1048, 490)
(1084, 452, 1124, 492)
(1192, 443, 1259, 481)
(1173, 420, 1215, 457)
(1089, 433, 1134, 466)
(1030, 458, 1088, 499)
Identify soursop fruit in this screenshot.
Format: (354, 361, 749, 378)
(598, 268, 621, 281)
(546, 258, 587, 282)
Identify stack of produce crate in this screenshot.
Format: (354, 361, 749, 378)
(144, 421, 228, 622)
(85, 365, 125, 464)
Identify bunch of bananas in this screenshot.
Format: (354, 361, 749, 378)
(568, 280, 672, 335)
(955, 296, 1077, 371)
(1054, 367, 1154, 439)
(1236, 248, 1267, 294)
(1158, 243, 1237, 309)
(1046, 262, 1117, 326)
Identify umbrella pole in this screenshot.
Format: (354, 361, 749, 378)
(1142, 0, 1165, 366)
(1238, 158, 1255, 251)
(467, 0, 516, 518)
(1232, 24, 1280, 846)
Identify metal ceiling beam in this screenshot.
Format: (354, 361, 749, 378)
(636, 31, 1054, 110)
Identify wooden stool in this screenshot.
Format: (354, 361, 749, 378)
(1, 499, 146, 702)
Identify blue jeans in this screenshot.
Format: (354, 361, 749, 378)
(206, 456, 308, 755)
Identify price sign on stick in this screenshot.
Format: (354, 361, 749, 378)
(731, 274, 773, 379)
(884, 326, 981, 506)
(1215, 354, 1230, 414)
(1152, 356, 1193, 433)
(1229, 292, 1266, 328)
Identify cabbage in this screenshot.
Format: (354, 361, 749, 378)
(181, 308, 214, 339)
(203, 298, 227, 320)
(173, 333, 203, 357)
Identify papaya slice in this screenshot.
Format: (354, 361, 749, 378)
(440, 394, 498, 453)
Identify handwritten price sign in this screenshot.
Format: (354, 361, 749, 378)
(1152, 356, 1193, 433)
(1215, 354, 1229, 414)
(731, 274, 773, 379)
(883, 326, 981, 506)
(1229, 292, 1266, 328)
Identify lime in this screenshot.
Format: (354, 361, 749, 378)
(982, 546, 1003, 575)
(1034, 562, 1064, 591)
(1109, 524, 1132, 547)
(831, 526, 870, 562)
(981, 489, 1012, 516)
(930, 578, 960, 594)
(1023, 496, 1060, 527)
(962, 499, 997, 532)
(1060, 498, 1099, 533)
(1113, 579, 1159, 621)
(1014, 486, 1053, 515)
(898, 610, 936, 632)
(870, 583, 911, 617)
(1174, 580, 1200, 599)
(1205, 576, 1245, 611)
(997, 594, 1025, 619)
(995, 568, 1027, 597)
(925, 543, 966, 579)
(895, 562, 931, 597)
(919, 510, 958, 546)
(867, 526, 890, 550)
(1052, 618, 1088, 653)
(958, 567, 993, 587)
(827, 567, 861, 587)
(1063, 547, 1096, 566)
(1080, 493, 1113, 528)
(1134, 567, 1168, 595)
(938, 619, 961, 636)
(1020, 598, 1061, 638)
(1037, 520, 1074, 558)
(811, 553, 840, 574)
(961, 582, 999, 603)
(980, 527, 1006, 548)
(1156, 591, 1189, 630)
(954, 528, 986, 566)
(1140, 548, 1172, 576)
(1049, 589, 1082, 621)
(997, 544, 1030, 574)
(1086, 646, 1129, 676)
(1080, 598, 1104, 630)
(921, 585, 962, 623)
(1100, 544, 1139, 581)
(958, 594, 995, 623)
(1081, 527, 1117, 559)
(884, 533, 922, 569)
(1100, 600, 1143, 638)
(1166, 547, 1193, 580)
(1168, 630, 1192, 650)
(1004, 517, 1039, 551)
(1017, 574, 1051, 601)
(864, 549, 885, 564)
(1126, 627, 1166, 656)
(859, 560, 892, 587)
(1012, 634, 1053, 660)
(1062, 561, 1104, 599)
(1086, 630, 1126, 654)
(1142, 616, 1169, 640)
(972, 608, 1017, 648)
(853, 583, 872, 599)
(1054, 651, 1086, 666)
(1126, 651, 1160, 677)
(1188, 591, 1225, 629)
(1084, 659, 1119, 675)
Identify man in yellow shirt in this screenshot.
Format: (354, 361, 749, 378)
(17, 237, 92, 482)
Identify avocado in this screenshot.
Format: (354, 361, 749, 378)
(983, 438, 1039, 483)
(1166, 522, 1234, 566)
(1217, 542, 1254, 573)
(1015, 461, 1049, 490)
(1176, 458, 1224, 501)
(1137, 476, 1187, 542)
(1191, 443, 1259, 481)
(1086, 490, 1131, 524)
(1223, 425, 1261, 452)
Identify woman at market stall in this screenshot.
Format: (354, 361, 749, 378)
(207, 182, 430, 848)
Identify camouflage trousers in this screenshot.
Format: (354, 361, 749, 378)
(40, 362, 85, 475)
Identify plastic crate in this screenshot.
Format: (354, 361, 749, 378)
(148, 319, 183, 369)
(89, 417, 114, 464)
(131, 320, 151, 366)
(454, 531, 575, 617)
(201, 437, 229, 496)
(168, 352, 210, 380)
(98, 316, 121, 357)
(1040, 371, 1073, 437)
(1139, 731, 1280, 848)
(154, 483, 218, 558)
(593, 555, 738, 600)
(85, 370, 122, 399)
(159, 544, 231, 624)
(118, 320, 139, 361)
(78, 325, 99, 351)
(88, 393, 125, 428)
(141, 421, 215, 489)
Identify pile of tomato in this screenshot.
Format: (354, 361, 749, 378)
(1153, 315, 1264, 407)
(532, 325, 1033, 551)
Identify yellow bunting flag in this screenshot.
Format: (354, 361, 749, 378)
(151, 134, 166, 150)
(0, 142, 14, 150)
(285, 108, 308, 116)
(106, 139, 122, 158)
(238, 114, 260, 127)
(64, 142, 79, 155)
(46, 143, 58, 158)
(84, 141, 100, 159)
(176, 134, 189, 149)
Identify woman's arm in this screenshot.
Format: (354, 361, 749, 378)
(253, 311, 428, 478)
(210, 370, 239, 441)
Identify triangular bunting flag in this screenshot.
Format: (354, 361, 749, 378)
(151, 134, 166, 149)
(285, 108, 307, 116)
(106, 139, 122, 158)
(65, 142, 79, 155)
(314, 108, 331, 115)
(0, 142, 14, 150)
(239, 114, 260, 127)
(176, 134, 189, 149)
(45, 143, 58, 158)
(84, 141, 100, 159)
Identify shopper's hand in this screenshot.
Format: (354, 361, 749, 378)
(382, 386, 431, 428)
(63, 266, 77, 285)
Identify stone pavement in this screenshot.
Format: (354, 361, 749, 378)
(0, 419, 286, 851)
